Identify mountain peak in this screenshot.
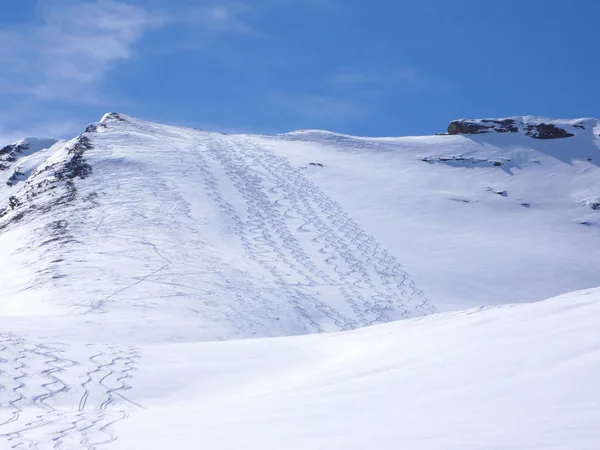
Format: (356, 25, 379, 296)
(99, 111, 130, 124)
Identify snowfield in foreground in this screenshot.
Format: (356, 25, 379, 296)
(114, 288, 600, 450)
(1, 113, 599, 448)
(1, 288, 599, 449)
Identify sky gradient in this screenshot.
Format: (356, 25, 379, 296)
(1, 0, 599, 143)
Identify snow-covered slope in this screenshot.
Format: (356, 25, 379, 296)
(1, 288, 599, 449)
(272, 120, 600, 311)
(0, 138, 60, 203)
(0, 114, 435, 342)
(1, 113, 599, 448)
(113, 288, 600, 450)
(1, 113, 600, 341)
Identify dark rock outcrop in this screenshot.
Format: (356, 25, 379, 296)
(447, 118, 576, 140)
(0, 141, 28, 157)
(0, 141, 29, 171)
(55, 136, 93, 181)
(448, 119, 518, 135)
(101, 112, 126, 122)
(0, 134, 94, 229)
(524, 123, 574, 139)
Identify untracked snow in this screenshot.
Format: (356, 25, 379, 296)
(0, 113, 599, 449)
(109, 288, 600, 450)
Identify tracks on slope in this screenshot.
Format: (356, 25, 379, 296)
(0, 333, 141, 449)
(196, 134, 433, 332)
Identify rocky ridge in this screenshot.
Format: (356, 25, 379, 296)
(446, 116, 596, 139)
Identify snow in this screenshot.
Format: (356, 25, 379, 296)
(2, 288, 599, 449)
(266, 125, 600, 310)
(0, 138, 61, 204)
(109, 288, 600, 450)
(1, 113, 599, 448)
(448, 115, 599, 138)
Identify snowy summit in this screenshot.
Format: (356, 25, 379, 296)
(0, 113, 599, 449)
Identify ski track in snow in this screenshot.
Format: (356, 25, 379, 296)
(72, 127, 433, 336)
(0, 333, 141, 449)
(199, 134, 433, 331)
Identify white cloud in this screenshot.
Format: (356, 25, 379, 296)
(0, 0, 160, 103)
(183, 2, 259, 35)
(0, 0, 347, 139)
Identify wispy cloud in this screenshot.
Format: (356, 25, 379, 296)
(181, 2, 259, 35)
(0, 0, 161, 103)
(0, 0, 277, 142)
(0, 0, 166, 142)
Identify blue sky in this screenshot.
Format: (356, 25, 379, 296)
(1, 0, 599, 142)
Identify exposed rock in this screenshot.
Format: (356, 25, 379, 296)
(448, 119, 518, 135)
(6, 169, 25, 186)
(0, 141, 28, 157)
(524, 123, 574, 139)
(447, 117, 576, 140)
(8, 196, 21, 209)
(55, 136, 93, 181)
(85, 123, 108, 133)
(100, 112, 126, 123)
(0, 134, 94, 230)
(421, 155, 513, 171)
(447, 121, 487, 135)
(481, 119, 519, 133)
(0, 141, 29, 171)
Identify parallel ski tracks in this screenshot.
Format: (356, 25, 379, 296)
(0, 333, 140, 449)
(196, 134, 434, 332)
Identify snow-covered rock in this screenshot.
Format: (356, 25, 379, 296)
(0, 137, 59, 177)
(447, 116, 597, 139)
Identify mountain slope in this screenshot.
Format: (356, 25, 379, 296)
(0, 113, 433, 343)
(269, 118, 600, 309)
(1, 113, 599, 449)
(1, 113, 600, 342)
(111, 287, 600, 450)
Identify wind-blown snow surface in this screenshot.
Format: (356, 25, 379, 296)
(2, 289, 599, 449)
(1, 113, 600, 448)
(112, 288, 600, 450)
